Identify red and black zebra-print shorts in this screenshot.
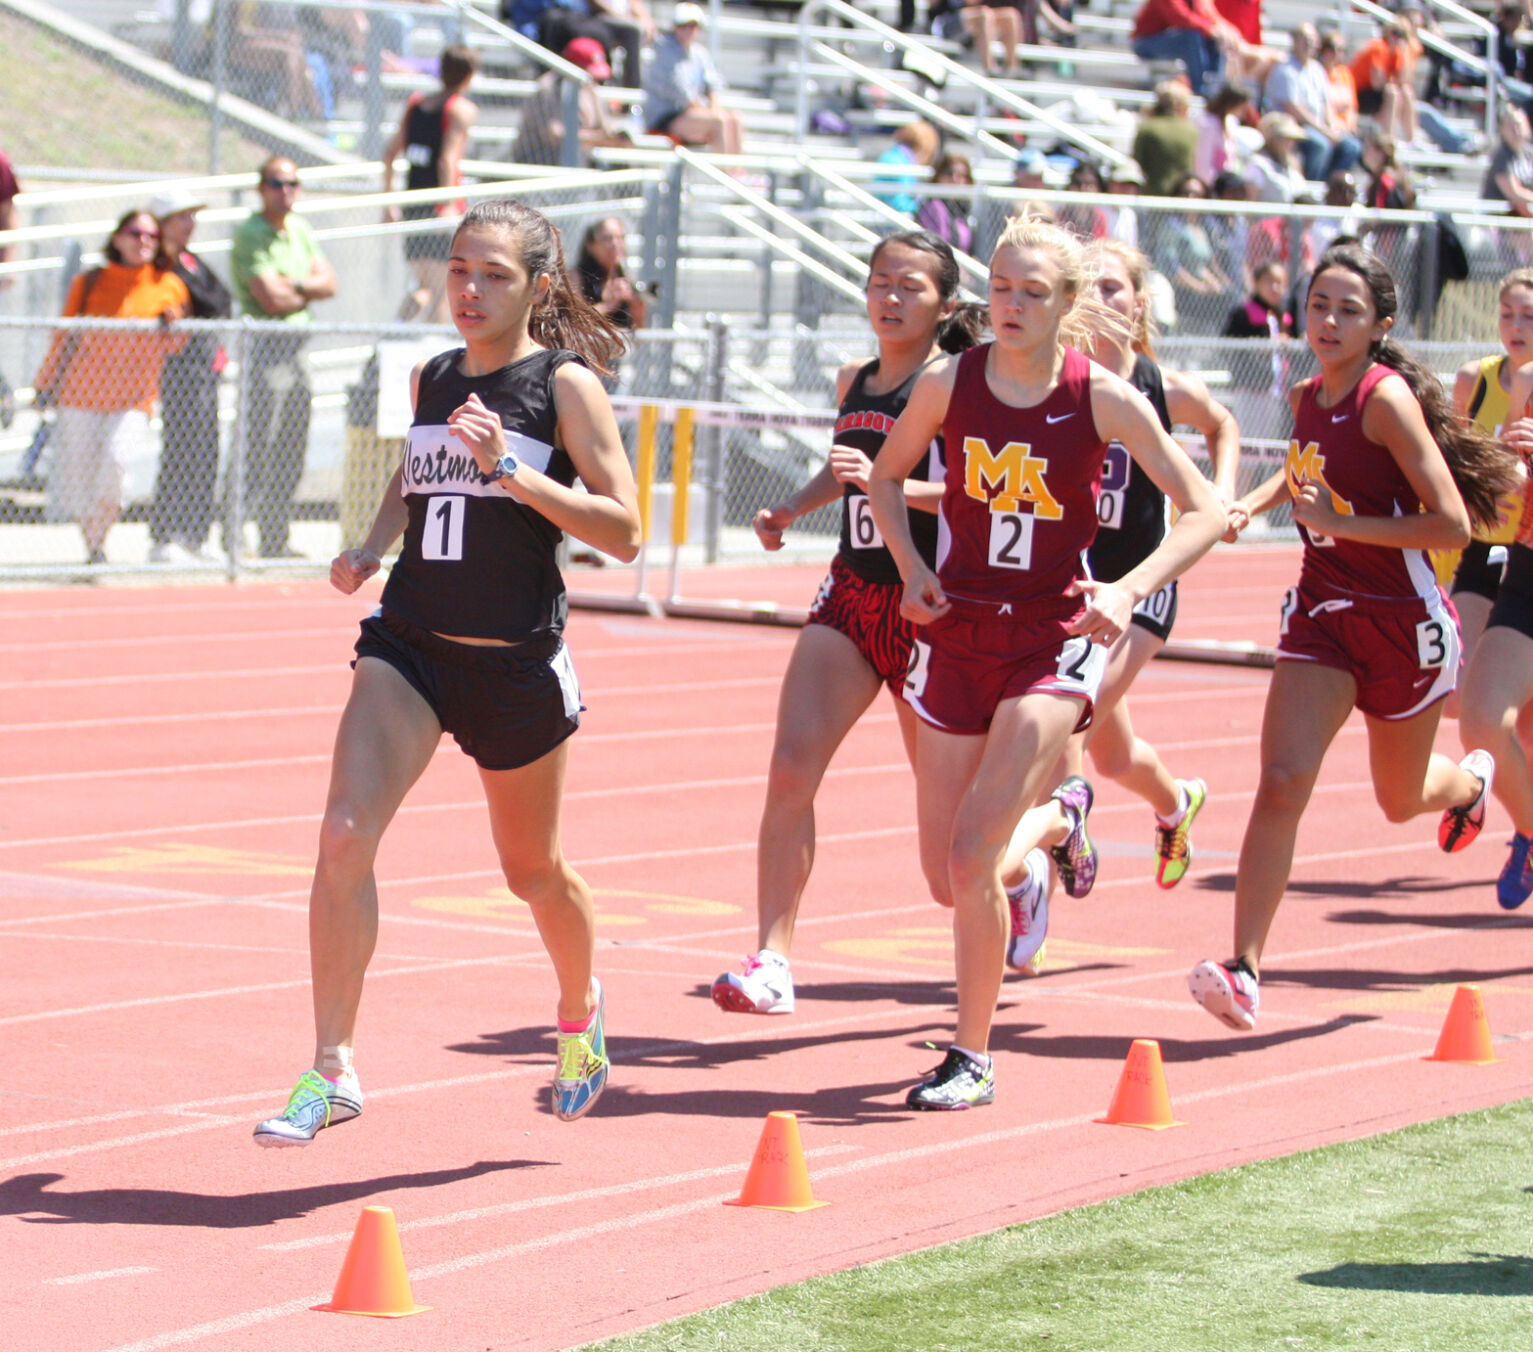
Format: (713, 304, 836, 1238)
(807, 554, 918, 698)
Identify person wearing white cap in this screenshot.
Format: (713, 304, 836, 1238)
(642, 3, 742, 154)
(147, 188, 232, 563)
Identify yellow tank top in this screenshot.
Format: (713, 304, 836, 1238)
(1431, 354, 1523, 584)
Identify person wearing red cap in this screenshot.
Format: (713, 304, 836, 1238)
(511, 37, 633, 167)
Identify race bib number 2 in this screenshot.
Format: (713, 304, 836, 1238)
(988, 512, 1034, 570)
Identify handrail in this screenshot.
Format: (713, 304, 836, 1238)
(798, 0, 1130, 170)
(717, 209, 868, 304)
(1349, 0, 1497, 141)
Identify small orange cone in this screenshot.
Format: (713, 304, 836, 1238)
(1095, 1039, 1185, 1130)
(313, 1205, 431, 1317)
(1426, 984, 1499, 1065)
(724, 1111, 828, 1212)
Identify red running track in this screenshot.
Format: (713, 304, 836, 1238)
(0, 544, 1529, 1352)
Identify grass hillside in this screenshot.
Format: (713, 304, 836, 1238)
(0, 10, 266, 175)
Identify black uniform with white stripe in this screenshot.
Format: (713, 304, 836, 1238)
(1087, 353, 1179, 641)
(358, 347, 584, 770)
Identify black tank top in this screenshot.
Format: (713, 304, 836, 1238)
(381, 347, 581, 642)
(834, 359, 943, 585)
(1088, 353, 1173, 584)
(404, 92, 458, 195)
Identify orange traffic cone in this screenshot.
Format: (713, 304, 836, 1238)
(1426, 984, 1499, 1065)
(1095, 1039, 1185, 1130)
(313, 1206, 431, 1317)
(724, 1111, 828, 1212)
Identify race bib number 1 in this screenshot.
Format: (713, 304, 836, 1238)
(422, 495, 466, 561)
(988, 512, 1033, 570)
(849, 494, 883, 549)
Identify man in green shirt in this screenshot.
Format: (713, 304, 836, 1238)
(229, 156, 337, 558)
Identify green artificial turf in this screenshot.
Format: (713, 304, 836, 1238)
(590, 1097, 1533, 1351)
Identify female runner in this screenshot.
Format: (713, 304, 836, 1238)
(1460, 333, 1533, 909)
(867, 217, 1225, 1109)
(712, 230, 985, 1014)
(1442, 268, 1533, 706)
(1191, 243, 1518, 1031)
(1070, 239, 1242, 888)
(254, 200, 641, 1143)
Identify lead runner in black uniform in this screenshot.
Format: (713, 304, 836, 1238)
(1065, 240, 1241, 888)
(255, 200, 640, 1145)
(712, 232, 984, 1016)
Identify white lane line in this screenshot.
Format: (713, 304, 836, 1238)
(262, 1144, 863, 1252)
(96, 1036, 1514, 1352)
(47, 1266, 158, 1286)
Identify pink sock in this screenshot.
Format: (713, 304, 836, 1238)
(558, 1009, 596, 1034)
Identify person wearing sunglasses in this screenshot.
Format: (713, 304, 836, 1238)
(229, 156, 337, 559)
(31, 209, 189, 566)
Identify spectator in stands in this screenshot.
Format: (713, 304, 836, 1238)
(1351, 19, 1418, 145)
(961, 0, 1024, 79)
(1220, 258, 1291, 438)
(1131, 0, 1237, 97)
(1195, 82, 1254, 183)
(1058, 161, 1110, 242)
(1106, 161, 1143, 248)
(1305, 169, 1360, 262)
(1021, 0, 1075, 48)
(513, 37, 628, 170)
(382, 44, 479, 323)
(0, 149, 17, 288)
(1207, 168, 1253, 294)
(1213, 0, 1258, 47)
(876, 121, 942, 217)
(1155, 173, 1230, 330)
(1484, 106, 1533, 217)
(572, 216, 648, 333)
(229, 157, 337, 559)
(1317, 28, 1358, 139)
(1263, 23, 1361, 183)
(529, 0, 655, 89)
(1012, 147, 1052, 191)
(1133, 79, 1198, 198)
(1492, 2, 1533, 87)
(644, 3, 741, 153)
(230, 3, 322, 120)
(297, 5, 367, 121)
(1246, 111, 1312, 203)
(32, 211, 189, 565)
(147, 190, 233, 565)
(916, 152, 976, 254)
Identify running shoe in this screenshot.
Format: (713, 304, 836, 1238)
(1188, 958, 1260, 1031)
(553, 979, 609, 1121)
(711, 949, 795, 1014)
(1005, 848, 1050, 975)
(1439, 749, 1495, 853)
(905, 1046, 995, 1110)
(1154, 777, 1207, 890)
(1497, 832, 1533, 910)
(252, 1068, 363, 1147)
(1049, 775, 1098, 898)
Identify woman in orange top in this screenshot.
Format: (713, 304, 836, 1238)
(34, 210, 188, 563)
(1350, 20, 1418, 144)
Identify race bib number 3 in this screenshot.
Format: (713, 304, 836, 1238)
(988, 511, 1034, 570)
(849, 494, 883, 550)
(1416, 616, 1450, 669)
(422, 495, 466, 561)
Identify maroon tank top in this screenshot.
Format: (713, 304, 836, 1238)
(936, 343, 1107, 611)
(1286, 364, 1439, 602)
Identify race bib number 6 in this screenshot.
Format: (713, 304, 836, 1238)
(849, 494, 883, 550)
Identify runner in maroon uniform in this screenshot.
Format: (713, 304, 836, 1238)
(867, 217, 1225, 1109)
(1191, 243, 1518, 1033)
(712, 232, 985, 1015)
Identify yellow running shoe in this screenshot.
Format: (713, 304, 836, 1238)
(1154, 778, 1206, 890)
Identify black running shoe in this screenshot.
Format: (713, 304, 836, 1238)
(905, 1046, 995, 1110)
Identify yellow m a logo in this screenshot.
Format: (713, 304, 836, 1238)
(1286, 440, 1355, 517)
(962, 437, 1063, 518)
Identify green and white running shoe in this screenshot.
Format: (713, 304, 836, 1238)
(553, 979, 609, 1121)
(1154, 777, 1207, 890)
(253, 1068, 363, 1147)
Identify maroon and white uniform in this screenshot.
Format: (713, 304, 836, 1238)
(1277, 364, 1460, 719)
(904, 343, 1109, 734)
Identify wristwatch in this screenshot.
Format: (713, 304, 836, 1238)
(486, 448, 520, 483)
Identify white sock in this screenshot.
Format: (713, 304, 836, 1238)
(756, 948, 790, 968)
(320, 1045, 354, 1079)
(1157, 782, 1190, 828)
(951, 1043, 990, 1069)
